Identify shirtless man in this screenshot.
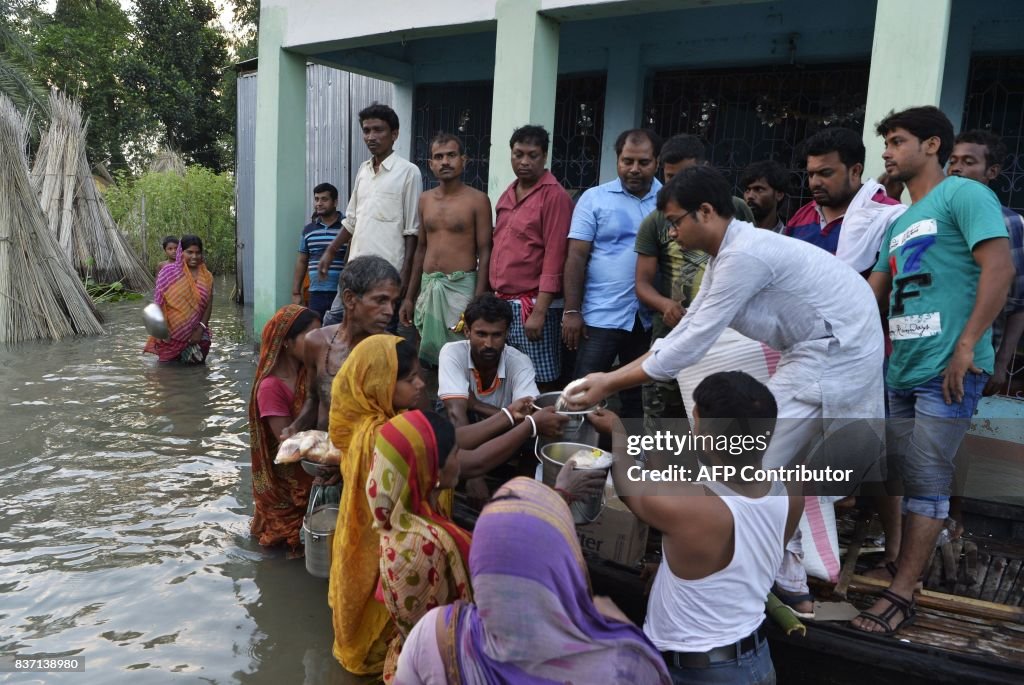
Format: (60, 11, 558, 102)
(283, 255, 401, 434)
(400, 133, 492, 367)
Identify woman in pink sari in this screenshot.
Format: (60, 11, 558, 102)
(144, 234, 214, 363)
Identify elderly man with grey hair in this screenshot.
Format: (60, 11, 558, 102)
(283, 255, 401, 435)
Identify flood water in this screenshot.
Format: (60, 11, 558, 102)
(3, 280, 1024, 685)
(0, 281, 369, 684)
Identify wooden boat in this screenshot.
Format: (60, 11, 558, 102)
(575, 495, 1024, 684)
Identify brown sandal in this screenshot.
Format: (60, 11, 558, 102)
(853, 589, 916, 636)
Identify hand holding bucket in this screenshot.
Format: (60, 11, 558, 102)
(556, 458, 606, 500)
(537, 442, 612, 524)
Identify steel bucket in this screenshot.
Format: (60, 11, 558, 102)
(538, 441, 609, 525)
(303, 487, 338, 578)
(531, 391, 602, 450)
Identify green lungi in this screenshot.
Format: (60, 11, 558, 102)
(414, 270, 477, 366)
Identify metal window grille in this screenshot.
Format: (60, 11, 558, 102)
(962, 56, 1024, 215)
(413, 75, 606, 193)
(414, 82, 494, 191)
(551, 74, 606, 196)
(643, 63, 870, 216)
(963, 55, 1024, 399)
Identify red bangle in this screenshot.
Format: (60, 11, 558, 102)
(555, 487, 574, 503)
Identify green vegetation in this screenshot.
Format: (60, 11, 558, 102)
(1, 0, 256, 175)
(0, 0, 47, 118)
(0, 0, 258, 284)
(35, 0, 149, 172)
(105, 166, 236, 275)
(123, 0, 231, 172)
(84, 279, 143, 303)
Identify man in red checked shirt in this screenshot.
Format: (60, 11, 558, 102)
(490, 125, 574, 391)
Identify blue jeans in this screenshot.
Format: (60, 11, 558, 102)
(666, 637, 775, 685)
(887, 372, 987, 520)
(307, 291, 334, 321)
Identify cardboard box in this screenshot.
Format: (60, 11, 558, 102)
(576, 494, 649, 567)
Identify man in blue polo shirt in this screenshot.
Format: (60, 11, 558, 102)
(292, 182, 347, 320)
(563, 129, 662, 418)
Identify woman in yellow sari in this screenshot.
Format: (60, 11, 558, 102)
(369, 410, 472, 683)
(328, 334, 425, 675)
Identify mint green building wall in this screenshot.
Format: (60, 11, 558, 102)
(253, 6, 307, 335)
(487, 0, 560, 205)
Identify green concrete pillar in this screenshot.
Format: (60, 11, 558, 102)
(393, 81, 415, 163)
(487, 0, 560, 205)
(938, 0, 973, 134)
(253, 5, 306, 336)
(599, 45, 645, 184)
(862, 0, 952, 180)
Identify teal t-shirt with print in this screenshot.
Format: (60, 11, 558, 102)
(874, 176, 1008, 389)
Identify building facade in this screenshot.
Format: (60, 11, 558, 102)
(253, 0, 1024, 335)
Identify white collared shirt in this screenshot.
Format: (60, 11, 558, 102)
(343, 152, 422, 271)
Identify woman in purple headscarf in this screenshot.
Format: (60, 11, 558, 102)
(394, 476, 671, 684)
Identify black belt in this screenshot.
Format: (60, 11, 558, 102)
(661, 625, 767, 669)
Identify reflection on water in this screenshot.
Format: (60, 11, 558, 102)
(0, 281, 369, 684)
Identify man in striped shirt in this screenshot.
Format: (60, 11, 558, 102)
(292, 182, 347, 320)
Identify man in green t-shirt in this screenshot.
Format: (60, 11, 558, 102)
(634, 134, 753, 422)
(854, 106, 1013, 636)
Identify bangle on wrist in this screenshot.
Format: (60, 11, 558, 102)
(554, 487, 575, 503)
(526, 415, 538, 438)
(500, 407, 515, 426)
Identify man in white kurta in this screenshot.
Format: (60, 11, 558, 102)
(318, 104, 422, 326)
(567, 166, 885, 609)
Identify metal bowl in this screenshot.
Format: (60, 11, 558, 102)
(301, 459, 340, 478)
(142, 302, 170, 340)
(531, 391, 605, 415)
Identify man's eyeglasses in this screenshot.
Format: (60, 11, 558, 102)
(665, 211, 693, 230)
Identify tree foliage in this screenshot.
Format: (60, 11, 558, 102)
(229, 0, 259, 58)
(106, 165, 236, 274)
(124, 0, 231, 171)
(0, 0, 47, 117)
(35, 0, 152, 172)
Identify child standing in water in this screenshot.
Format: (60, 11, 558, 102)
(158, 236, 179, 276)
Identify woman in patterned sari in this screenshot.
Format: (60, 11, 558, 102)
(395, 477, 671, 685)
(328, 335, 426, 675)
(248, 305, 321, 554)
(144, 234, 215, 363)
(369, 410, 472, 683)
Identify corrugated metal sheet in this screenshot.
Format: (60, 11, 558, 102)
(307, 66, 395, 214)
(235, 64, 393, 305)
(348, 74, 395, 189)
(236, 71, 257, 305)
(306, 65, 350, 206)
